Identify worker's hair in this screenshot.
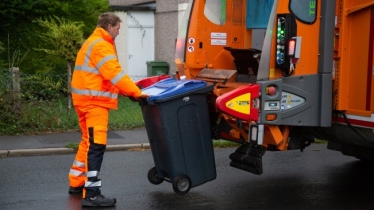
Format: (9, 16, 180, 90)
(97, 12, 122, 31)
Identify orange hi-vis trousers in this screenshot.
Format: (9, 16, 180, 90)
(68, 105, 109, 198)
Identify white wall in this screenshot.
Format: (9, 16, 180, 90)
(114, 11, 128, 73)
(113, 11, 155, 78)
(126, 11, 155, 78)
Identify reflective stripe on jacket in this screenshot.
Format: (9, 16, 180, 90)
(71, 27, 142, 109)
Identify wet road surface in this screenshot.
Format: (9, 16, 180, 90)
(1, 144, 374, 210)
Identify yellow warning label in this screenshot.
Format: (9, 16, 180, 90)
(270, 69, 274, 78)
(225, 93, 251, 114)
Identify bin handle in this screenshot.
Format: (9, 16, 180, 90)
(182, 80, 203, 87)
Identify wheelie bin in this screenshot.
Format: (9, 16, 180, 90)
(139, 78, 216, 195)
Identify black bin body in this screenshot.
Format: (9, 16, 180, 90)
(141, 84, 216, 189)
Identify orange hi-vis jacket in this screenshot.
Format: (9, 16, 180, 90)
(71, 27, 142, 110)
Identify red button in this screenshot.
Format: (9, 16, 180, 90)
(266, 86, 276, 95)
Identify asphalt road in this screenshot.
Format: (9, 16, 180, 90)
(1, 144, 374, 210)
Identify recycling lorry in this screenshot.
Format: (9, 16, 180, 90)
(171, 0, 374, 175)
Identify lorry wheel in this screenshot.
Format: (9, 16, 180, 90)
(172, 175, 191, 195)
(147, 167, 163, 185)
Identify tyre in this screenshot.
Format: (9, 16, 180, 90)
(147, 167, 163, 185)
(172, 175, 191, 195)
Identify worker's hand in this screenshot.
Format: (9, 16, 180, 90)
(126, 93, 149, 102)
(136, 93, 149, 100)
(135, 93, 149, 106)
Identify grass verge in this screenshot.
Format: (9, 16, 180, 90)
(0, 97, 145, 135)
(314, 139, 328, 144)
(213, 140, 241, 148)
(65, 142, 79, 149)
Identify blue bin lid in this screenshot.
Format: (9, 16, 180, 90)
(141, 78, 207, 102)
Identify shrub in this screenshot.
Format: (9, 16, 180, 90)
(21, 74, 68, 101)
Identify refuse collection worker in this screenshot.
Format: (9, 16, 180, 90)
(68, 12, 148, 207)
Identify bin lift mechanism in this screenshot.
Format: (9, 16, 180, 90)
(215, 37, 303, 175)
(215, 35, 303, 138)
(215, 84, 263, 142)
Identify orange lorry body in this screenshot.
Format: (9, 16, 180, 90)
(174, 0, 374, 173)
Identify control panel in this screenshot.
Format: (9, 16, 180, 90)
(264, 101, 280, 111)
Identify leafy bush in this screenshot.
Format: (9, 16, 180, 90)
(0, 41, 5, 70)
(0, 0, 110, 74)
(21, 74, 68, 101)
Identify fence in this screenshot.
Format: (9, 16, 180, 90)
(0, 71, 147, 99)
(0, 71, 147, 135)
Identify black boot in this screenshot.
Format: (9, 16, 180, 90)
(81, 194, 116, 207)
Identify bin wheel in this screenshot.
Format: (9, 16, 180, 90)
(172, 175, 191, 195)
(147, 167, 163, 185)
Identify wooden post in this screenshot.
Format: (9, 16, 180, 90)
(11, 67, 21, 113)
(67, 61, 72, 116)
